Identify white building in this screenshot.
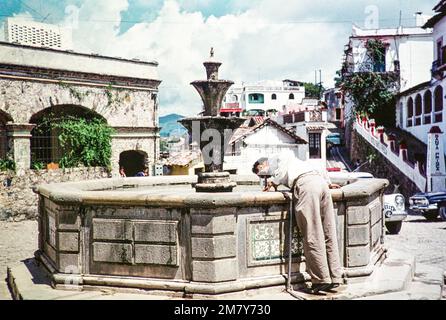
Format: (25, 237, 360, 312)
(4, 17, 73, 50)
(323, 88, 344, 125)
(277, 108, 335, 171)
(396, 1, 446, 153)
(221, 80, 305, 116)
(342, 24, 433, 122)
(223, 118, 307, 175)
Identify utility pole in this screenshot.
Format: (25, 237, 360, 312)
(319, 69, 322, 98)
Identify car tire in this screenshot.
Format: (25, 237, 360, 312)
(423, 211, 439, 221)
(386, 221, 402, 235)
(439, 207, 446, 221)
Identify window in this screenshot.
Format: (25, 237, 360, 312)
(424, 90, 432, 125)
(271, 94, 277, 100)
(368, 43, 386, 72)
(434, 86, 443, 123)
(335, 108, 341, 120)
(248, 93, 264, 104)
(232, 95, 238, 102)
(289, 93, 295, 100)
(439, 39, 444, 64)
(407, 97, 413, 127)
(309, 132, 321, 159)
(415, 94, 422, 126)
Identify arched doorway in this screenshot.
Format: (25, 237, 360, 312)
(29, 105, 106, 168)
(119, 150, 148, 177)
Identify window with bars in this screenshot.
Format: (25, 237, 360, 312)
(308, 132, 322, 159)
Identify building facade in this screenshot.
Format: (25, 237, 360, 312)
(323, 88, 345, 125)
(223, 118, 307, 175)
(0, 41, 161, 177)
(220, 80, 305, 116)
(4, 17, 73, 50)
(396, 1, 446, 153)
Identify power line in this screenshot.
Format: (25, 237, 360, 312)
(0, 13, 422, 26)
(17, 0, 45, 20)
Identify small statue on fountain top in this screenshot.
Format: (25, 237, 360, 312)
(210, 47, 214, 58)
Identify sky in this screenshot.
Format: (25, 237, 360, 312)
(0, 0, 438, 116)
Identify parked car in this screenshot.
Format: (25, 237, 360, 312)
(409, 191, 446, 221)
(328, 171, 407, 234)
(326, 133, 342, 146)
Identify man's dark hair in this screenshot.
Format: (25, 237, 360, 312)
(252, 157, 269, 175)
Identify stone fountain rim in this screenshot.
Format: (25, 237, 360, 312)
(34, 175, 388, 208)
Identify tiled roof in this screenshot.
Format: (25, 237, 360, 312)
(165, 150, 202, 167)
(230, 118, 307, 144)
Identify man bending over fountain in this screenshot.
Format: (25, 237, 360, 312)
(252, 154, 344, 294)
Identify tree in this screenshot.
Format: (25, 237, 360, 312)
(341, 72, 398, 127)
(303, 82, 325, 99)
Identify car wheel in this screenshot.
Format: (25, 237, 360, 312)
(423, 211, 439, 221)
(439, 207, 446, 221)
(386, 221, 402, 235)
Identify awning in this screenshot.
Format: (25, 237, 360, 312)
(220, 108, 242, 113)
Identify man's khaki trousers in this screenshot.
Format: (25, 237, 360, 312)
(292, 173, 344, 284)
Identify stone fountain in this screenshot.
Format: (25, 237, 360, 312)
(20, 51, 398, 300)
(179, 49, 245, 193)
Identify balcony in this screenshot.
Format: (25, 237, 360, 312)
(432, 59, 446, 79)
(282, 110, 327, 125)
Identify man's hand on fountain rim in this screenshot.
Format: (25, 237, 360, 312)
(329, 183, 341, 189)
(263, 181, 278, 192)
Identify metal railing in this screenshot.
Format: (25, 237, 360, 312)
(30, 135, 63, 166)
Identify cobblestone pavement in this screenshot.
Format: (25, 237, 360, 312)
(385, 213, 446, 272)
(0, 220, 38, 300)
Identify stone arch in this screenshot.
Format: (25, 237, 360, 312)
(0, 110, 13, 159)
(29, 104, 106, 167)
(119, 150, 148, 177)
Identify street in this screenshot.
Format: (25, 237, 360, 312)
(386, 213, 446, 272)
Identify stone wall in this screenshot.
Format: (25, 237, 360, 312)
(350, 129, 420, 199)
(0, 167, 109, 221)
(0, 77, 157, 128)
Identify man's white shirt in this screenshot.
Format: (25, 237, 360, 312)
(268, 154, 331, 188)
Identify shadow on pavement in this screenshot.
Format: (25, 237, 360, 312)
(23, 258, 52, 286)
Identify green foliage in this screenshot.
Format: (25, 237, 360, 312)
(0, 156, 15, 172)
(35, 116, 114, 168)
(341, 72, 398, 127)
(365, 39, 386, 64)
(303, 82, 325, 99)
(58, 81, 92, 102)
(31, 161, 45, 170)
(105, 84, 126, 107)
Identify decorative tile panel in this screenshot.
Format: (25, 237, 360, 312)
(247, 217, 303, 267)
